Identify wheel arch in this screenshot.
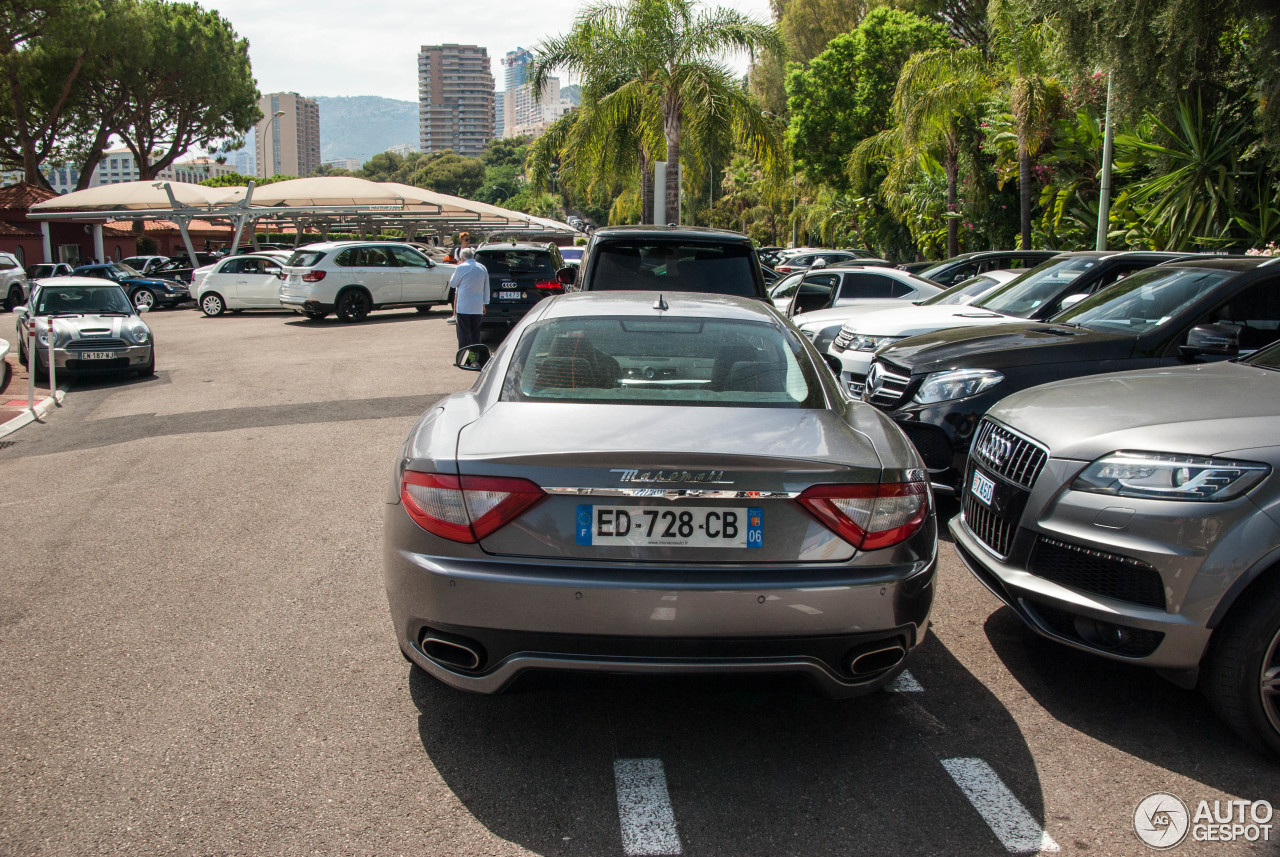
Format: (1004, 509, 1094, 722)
(1207, 545, 1280, 630)
(336, 283, 374, 306)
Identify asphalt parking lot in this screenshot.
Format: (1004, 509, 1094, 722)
(0, 306, 1276, 857)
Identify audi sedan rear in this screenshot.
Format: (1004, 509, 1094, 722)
(383, 292, 937, 696)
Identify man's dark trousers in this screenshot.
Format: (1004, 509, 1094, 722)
(456, 313, 483, 350)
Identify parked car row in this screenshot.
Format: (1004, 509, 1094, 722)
(387, 227, 1280, 759)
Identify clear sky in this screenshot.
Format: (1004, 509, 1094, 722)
(203, 0, 777, 102)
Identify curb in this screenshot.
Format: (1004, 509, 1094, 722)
(0, 385, 68, 440)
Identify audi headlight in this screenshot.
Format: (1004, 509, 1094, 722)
(912, 368, 1004, 404)
(1072, 452, 1269, 501)
(130, 325, 150, 344)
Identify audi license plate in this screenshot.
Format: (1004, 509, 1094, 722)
(497, 290, 522, 300)
(970, 469, 995, 506)
(576, 505, 763, 548)
(79, 351, 114, 360)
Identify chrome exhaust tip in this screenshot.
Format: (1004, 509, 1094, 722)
(847, 643, 907, 677)
(421, 636, 482, 671)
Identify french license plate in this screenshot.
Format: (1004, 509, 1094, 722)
(971, 469, 995, 506)
(497, 290, 522, 300)
(576, 505, 763, 548)
(79, 351, 113, 360)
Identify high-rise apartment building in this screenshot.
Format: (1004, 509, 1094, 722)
(254, 92, 321, 178)
(503, 47, 533, 90)
(418, 44, 495, 158)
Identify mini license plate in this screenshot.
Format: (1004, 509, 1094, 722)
(79, 351, 114, 360)
(496, 290, 522, 300)
(576, 505, 763, 548)
(970, 469, 995, 506)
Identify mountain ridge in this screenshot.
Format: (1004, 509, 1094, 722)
(313, 95, 419, 166)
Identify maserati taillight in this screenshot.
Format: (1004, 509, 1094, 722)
(797, 481, 930, 550)
(400, 471, 546, 542)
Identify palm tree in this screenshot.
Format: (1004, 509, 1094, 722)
(528, 0, 784, 225)
(888, 46, 992, 256)
(988, 0, 1062, 250)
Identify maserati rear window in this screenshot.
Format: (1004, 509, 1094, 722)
(501, 316, 824, 408)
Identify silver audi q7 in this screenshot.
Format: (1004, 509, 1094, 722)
(384, 292, 937, 696)
(950, 341, 1280, 755)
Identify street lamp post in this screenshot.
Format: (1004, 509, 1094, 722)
(263, 109, 285, 177)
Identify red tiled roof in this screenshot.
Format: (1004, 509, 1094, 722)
(0, 220, 42, 236)
(0, 182, 58, 211)
(106, 218, 234, 235)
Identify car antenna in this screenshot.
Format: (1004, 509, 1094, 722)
(653, 294, 668, 311)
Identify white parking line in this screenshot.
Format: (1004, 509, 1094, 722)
(614, 758, 682, 856)
(886, 670, 924, 692)
(940, 758, 1060, 854)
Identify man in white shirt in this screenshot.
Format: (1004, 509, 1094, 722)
(448, 248, 489, 351)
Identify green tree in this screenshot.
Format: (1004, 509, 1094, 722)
(0, 0, 105, 186)
(409, 150, 486, 197)
(104, 1, 259, 180)
(987, 0, 1063, 249)
(786, 8, 952, 189)
(530, 0, 784, 225)
(748, 0, 867, 115)
(198, 172, 295, 187)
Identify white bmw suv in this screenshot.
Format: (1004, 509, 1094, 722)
(279, 241, 456, 322)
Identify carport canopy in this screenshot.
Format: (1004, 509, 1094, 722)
(27, 177, 579, 267)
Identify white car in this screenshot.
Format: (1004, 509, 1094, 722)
(191, 249, 292, 292)
(1, 252, 30, 311)
(196, 254, 290, 316)
(279, 241, 456, 322)
(828, 269, 1063, 396)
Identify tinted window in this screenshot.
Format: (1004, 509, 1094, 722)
(977, 257, 1097, 317)
(792, 273, 838, 314)
(588, 241, 758, 296)
(769, 272, 805, 301)
(1055, 268, 1232, 334)
(838, 273, 900, 300)
(475, 250, 556, 278)
(1201, 275, 1280, 351)
(0, 256, 17, 270)
(288, 250, 326, 267)
(219, 259, 243, 274)
(502, 316, 823, 408)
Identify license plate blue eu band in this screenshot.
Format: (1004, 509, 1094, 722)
(971, 469, 995, 506)
(576, 504, 763, 548)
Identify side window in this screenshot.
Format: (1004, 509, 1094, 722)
(838, 273, 899, 300)
(1200, 278, 1280, 352)
(335, 249, 355, 267)
(369, 248, 395, 267)
(220, 259, 243, 275)
(240, 259, 263, 275)
(1092, 263, 1146, 293)
(0, 255, 15, 270)
(889, 281, 914, 298)
(792, 273, 838, 314)
(390, 247, 429, 268)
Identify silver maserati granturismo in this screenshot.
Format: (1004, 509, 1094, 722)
(383, 291, 937, 696)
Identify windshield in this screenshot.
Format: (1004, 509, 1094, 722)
(35, 285, 133, 315)
(476, 250, 556, 278)
(975, 256, 1095, 317)
(560, 248, 583, 262)
(1245, 339, 1280, 370)
(920, 274, 1003, 306)
(587, 240, 759, 296)
(121, 257, 151, 268)
(918, 259, 967, 280)
(1053, 268, 1233, 333)
(107, 262, 141, 278)
(501, 316, 824, 408)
